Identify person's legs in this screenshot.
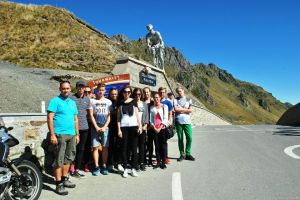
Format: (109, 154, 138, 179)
(62, 135, 76, 188)
(138, 131, 146, 168)
(100, 127, 109, 175)
(107, 127, 116, 168)
(129, 126, 138, 170)
(74, 130, 88, 174)
(147, 129, 155, 165)
(91, 127, 101, 175)
(120, 127, 129, 169)
(176, 124, 185, 156)
(183, 124, 195, 161)
(153, 132, 161, 167)
(161, 129, 167, 168)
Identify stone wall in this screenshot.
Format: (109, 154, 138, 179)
(0, 114, 47, 167)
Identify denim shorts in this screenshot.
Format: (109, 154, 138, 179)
(91, 124, 109, 148)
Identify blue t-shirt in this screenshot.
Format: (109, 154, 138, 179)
(47, 95, 78, 135)
(161, 99, 173, 112)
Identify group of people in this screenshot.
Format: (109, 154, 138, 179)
(47, 80, 195, 195)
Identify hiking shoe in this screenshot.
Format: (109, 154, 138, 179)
(122, 169, 128, 178)
(185, 155, 195, 161)
(92, 167, 100, 176)
(117, 164, 124, 172)
(131, 169, 138, 177)
(56, 183, 68, 195)
(177, 155, 185, 162)
(101, 167, 109, 175)
(63, 178, 76, 188)
(165, 158, 171, 164)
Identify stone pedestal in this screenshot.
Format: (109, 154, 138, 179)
(112, 57, 173, 93)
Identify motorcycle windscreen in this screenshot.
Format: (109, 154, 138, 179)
(0, 143, 9, 164)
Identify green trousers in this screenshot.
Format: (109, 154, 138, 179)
(176, 124, 192, 156)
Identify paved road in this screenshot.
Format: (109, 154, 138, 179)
(40, 125, 300, 200)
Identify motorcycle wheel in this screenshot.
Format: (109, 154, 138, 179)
(4, 160, 42, 200)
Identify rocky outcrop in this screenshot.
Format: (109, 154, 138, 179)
(258, 98, 270, 111)
(164, 47, 192, 71)
(238, 92, 250, 108)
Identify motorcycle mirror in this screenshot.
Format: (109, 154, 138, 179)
(7, 127, 13, 131)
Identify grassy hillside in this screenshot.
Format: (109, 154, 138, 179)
(0, 2, 124, 72)
(0, 2, 289, 124)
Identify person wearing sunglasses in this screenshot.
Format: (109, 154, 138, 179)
(117, 86, 142, 178)
(132, 88, 149, 171)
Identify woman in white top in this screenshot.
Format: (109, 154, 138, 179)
(149, 92, 169, 169)
(117, 86, 142, 178)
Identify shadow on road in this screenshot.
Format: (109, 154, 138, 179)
(273, 126, 300, 136)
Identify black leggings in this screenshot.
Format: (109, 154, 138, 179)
(74, 129, 89, 170)
(120, 126, 138, 169)
(108, 127, 122, 166)
(147, 129, 155, 162)
(138, 131, 146, 165)
(154, 129, 167, 165)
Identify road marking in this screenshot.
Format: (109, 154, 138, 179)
(172, 172, 184, 200)
(284, 145, 300, 159)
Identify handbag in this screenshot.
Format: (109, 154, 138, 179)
(166, 125, 175, 139)
(162, 105, 175, 139)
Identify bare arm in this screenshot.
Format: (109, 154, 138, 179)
(47, 112, 57, 145)
(89, 109, 100, 132)
(117, 107, 122, 138)
(74, 115, 80, 144)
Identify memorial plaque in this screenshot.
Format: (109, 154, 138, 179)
(139, 71, 156, 86)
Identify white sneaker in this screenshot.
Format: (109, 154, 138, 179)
(122, 169, 128, 178)
(117, 164, 124, 172)
(131, 169, 138, 177)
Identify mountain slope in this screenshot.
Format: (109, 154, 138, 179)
(0, 2, 289, 124)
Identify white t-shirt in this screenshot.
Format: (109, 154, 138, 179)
(89, 98, 112, 125)
(174, 97, 192, 124)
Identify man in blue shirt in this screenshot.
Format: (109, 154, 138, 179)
(47, 80, 79, 195)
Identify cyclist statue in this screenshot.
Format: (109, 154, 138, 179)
(146, 24, 165, 70)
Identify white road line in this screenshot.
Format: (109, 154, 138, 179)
(172, 172, 184, 200)
(284, 145, 300, 159)
(240, 126, 251, 130)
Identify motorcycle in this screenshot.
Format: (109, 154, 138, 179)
(0, 126, 42, 200)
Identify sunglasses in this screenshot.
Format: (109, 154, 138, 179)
(123, 91, 131, 94)
(136, 93, 142, 96)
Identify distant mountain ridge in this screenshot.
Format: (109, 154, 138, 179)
(0, 2, 289, 124)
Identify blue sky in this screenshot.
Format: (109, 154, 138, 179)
(10, 0, 300, 104)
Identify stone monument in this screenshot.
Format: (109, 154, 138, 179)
(146, 24, 165, 70)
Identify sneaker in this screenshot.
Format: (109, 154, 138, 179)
(73, 170, 85, 178)
(84, 164, 90, 172)
(92, 167, 100, 176)
(177, 155, 185, 162)
(63, 178, 76, 188)
(131, 169, 138, 177)
(140, 164, 146, 171)
(165, 158, 171, 164)
(136, 165, 140, 172)
(185, 155, 195, 161)
(122, 169, 128, 178)
(117, 164, 124, 172)
(56, 183, 68, 195)
(101, 167, 109, 175)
